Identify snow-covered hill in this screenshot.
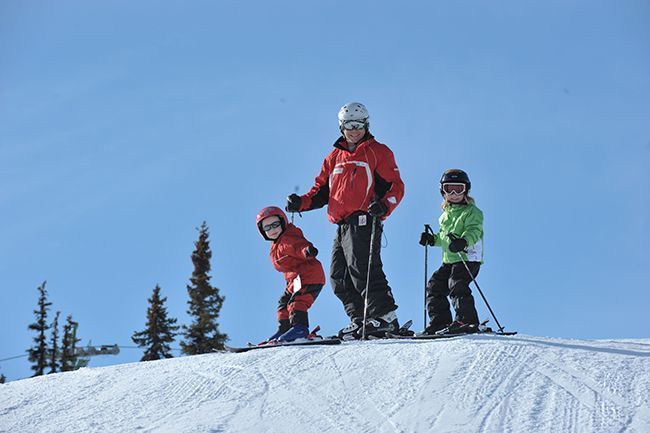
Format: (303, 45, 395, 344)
(1, 334, 649, 433)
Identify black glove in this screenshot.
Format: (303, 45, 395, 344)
(368, 200, 388, 217)
(286, 194, 302, 213)
(448, 235, 468, 253)
(304, 245, 318, 258)
(419, 232, 436, 246)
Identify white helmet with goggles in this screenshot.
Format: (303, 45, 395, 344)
(338, 102, 369, 131)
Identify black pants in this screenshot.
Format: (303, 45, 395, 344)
(330, 216, 397, 321)
(426, 262, 480, 326)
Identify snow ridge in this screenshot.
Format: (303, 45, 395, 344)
(1, 335, 649, 433)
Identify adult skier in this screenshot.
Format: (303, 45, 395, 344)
(418, 169, 483, 334)
(286, 102, 405, 339)
(256, 206, 325, 343)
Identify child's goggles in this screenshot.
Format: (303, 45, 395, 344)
(262, 221, 282, 232)
(442, 183, 466, 195)
(341, 120, 367, 130)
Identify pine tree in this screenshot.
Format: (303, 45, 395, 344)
(60, 315, 80, 372)
(181, 222, 227, 354)
(28, 281, 51, 376)
(132, 285, 180, 361)
(48, 311, 61, 374)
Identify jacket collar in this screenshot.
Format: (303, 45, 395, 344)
(271, 223, 296, 243)
(333, 132, 374, 153)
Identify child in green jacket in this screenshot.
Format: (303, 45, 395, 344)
(419, 169, 483, 335)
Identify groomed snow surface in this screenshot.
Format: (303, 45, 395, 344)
(1, 334, 649, 433)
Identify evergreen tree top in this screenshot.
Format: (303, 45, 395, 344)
(182, 222, 227, 355)
(132, 284, 179, 362)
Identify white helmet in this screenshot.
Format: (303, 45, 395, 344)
(338, 102, 369, 130)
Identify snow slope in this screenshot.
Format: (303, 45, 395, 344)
(1, 334, 649, 433)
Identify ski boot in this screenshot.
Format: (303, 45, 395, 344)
(259, 321, 291, 346)
(436, 320, 479, 335)
(362, 310, 399, 339)
(278, 324, 310, 342)
(418, 322, 449, 337)
(338, 318, 363, 341)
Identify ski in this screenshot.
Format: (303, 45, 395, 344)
(225, 325, 341, 353)
(386, 330, 517, 340)
(387, 320, 517, 340)
(225, 338, 341, 353)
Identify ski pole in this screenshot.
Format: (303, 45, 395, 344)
(457, 254, 506, 333)
(290, 211, 302, 224)
(361, 216, 378, 340)
(423, 224, 433, 330)
(290, 187, 301, 224)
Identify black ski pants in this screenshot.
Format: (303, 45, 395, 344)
(426, 262, 480, 327)
(330, 214, 397, 321)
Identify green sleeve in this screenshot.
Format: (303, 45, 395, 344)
(433, 231, 450, 250)
(461, 207, 483, 246)
(433, 231, 441, 247)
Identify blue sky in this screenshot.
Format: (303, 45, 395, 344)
(1, 0, 649, 381)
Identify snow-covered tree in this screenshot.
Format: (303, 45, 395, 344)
(132, 285, 179, 361)
(28, 281, 51, 376)
(181, 222, 227, 354)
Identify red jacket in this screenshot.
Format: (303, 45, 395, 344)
(270, 224, 325, 292)
(299, 135, 404, 224)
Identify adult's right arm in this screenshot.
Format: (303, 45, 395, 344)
(298, 157, 330, 211)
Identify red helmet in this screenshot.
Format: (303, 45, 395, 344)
(256, 206, 288, 240)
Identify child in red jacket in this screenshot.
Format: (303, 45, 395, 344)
(256, 206, 325, 343)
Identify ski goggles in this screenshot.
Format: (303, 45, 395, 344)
(262, 221, 282, 232)
(441, 183, 466, 195)
(341, 120, 367, 130)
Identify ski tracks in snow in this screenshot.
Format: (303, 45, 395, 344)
(1, 335, 648, 433)
(455, 335, 650, 433)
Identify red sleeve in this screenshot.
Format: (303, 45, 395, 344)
(287, 236, 313, 259)
(374, 144, 404, 218)
(279, 227, 314, 259)
(300, 155, 331, 211)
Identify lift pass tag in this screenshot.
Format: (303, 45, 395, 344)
(358, 215, 367, 226)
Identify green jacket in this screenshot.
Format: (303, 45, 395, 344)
(433, 202, 484, 264)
